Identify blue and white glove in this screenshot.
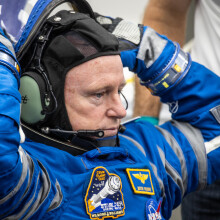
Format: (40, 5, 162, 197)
(95, 14, 191, 95)
(0, 28, 20, 86)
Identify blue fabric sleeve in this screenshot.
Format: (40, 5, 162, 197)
(160, 62, 220, 141)
(0, 65, 21, 175)
(124, 60, 220, 217)
(0, 62, 60, 219)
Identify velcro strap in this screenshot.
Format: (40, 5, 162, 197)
(0, 51, 17, 67)
(0, 50, 20, 84)
(210, 105, 220, 124)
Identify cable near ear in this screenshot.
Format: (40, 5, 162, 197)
(19, 24, 57, 125)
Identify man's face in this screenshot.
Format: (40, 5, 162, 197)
(64, 55, 127, 138)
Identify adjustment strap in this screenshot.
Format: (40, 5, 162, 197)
(0, 49, 20, 84)
(141, 43, 191, 95)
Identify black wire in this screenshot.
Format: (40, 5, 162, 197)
(30, 24, 58, 115)
(120, 92, 128, 110)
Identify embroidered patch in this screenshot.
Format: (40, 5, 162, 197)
(146, 198, 163, 220)
(85, 167, 125, 220)
(126, 168, 155, 195)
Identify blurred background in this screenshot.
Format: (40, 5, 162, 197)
(87, 0, 195, 42)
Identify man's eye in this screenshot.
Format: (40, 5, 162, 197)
(95, 92, 104, 98)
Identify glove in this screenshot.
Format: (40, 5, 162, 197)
(0, 28, 20, 85)
(95, 14, 191, 95)
(95, 13, 144, 70)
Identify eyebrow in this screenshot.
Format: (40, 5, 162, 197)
(86, 81, 126, 94)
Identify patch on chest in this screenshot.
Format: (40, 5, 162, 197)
(126, 168, 155, 195)
(85, 166, 125, 220)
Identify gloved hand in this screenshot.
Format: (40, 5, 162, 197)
(95, 13, 144, 70)
(0, 28, 20, 85)
(95, 14, 191, 95)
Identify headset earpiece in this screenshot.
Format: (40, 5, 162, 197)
(19, 71, 50, 124)
(19, 22, 58, 125)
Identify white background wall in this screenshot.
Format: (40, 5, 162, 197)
(87, 0, 148, 24)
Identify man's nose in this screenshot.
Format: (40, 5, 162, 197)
(106, 94, 127, 119)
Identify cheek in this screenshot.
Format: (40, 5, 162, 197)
(65, 96, 106, 130)
(69, 109, 106, 131)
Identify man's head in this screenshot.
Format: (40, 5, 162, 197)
(65, 55, 126, 138)
(18, 8, 127, 144)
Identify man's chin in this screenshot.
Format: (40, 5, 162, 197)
(102, 128, 118, 137)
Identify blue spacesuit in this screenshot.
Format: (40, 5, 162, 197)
(0, 0, 220, 220)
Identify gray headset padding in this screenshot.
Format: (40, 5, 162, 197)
(19, 71, 48, 124)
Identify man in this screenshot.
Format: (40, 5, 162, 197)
(0, 0, 220, 219)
